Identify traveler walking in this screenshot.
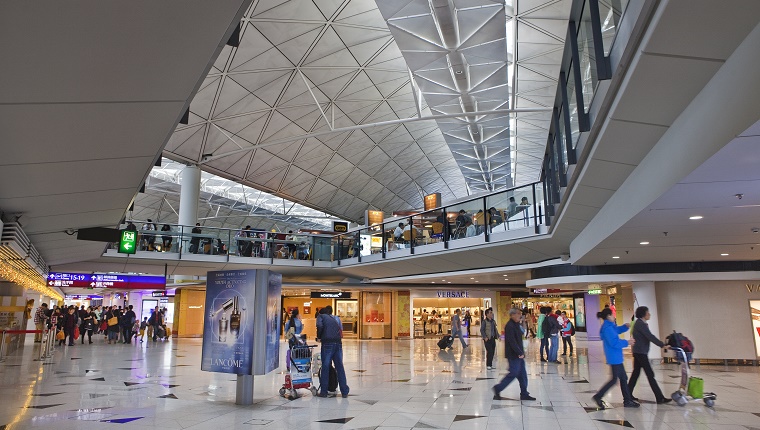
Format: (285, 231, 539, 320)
(150, 307, 163, 341)
(592, 308, 639, 409)
(493, 308, 536, 401)
(106, 307, 120, 344)
(560, 311, 574, 356)
(537, 307, 548, 361)
(451, 309, 468, 348)
(123, 305, 136, 344)
(544, 309, 562, 363)
(629, 306, 672, 404)
(139, 317, 148, 343)
(480, 308, 498, 369)
(33, 303, 48, 342)
(421, 309, 429, 334)
(316, 306, 349, 398)
(463, 310, 472, 336)
(62, 306, 78, 347)
(80, 308, 95, 344)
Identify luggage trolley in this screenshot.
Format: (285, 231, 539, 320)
(667, 332, 717, 407)
(280, 339, 318, 399)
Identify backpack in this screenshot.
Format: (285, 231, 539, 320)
(667, 331, 694, 353)
(565, 321, 575, 336)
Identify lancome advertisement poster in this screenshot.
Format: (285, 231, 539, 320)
(266, 272, 282, 373)
(201, 270, 256, 375)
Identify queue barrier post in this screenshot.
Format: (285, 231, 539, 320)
(46, 328, 56, 358)
(36, 330, 47, 361)
(0, 331, 7, 362)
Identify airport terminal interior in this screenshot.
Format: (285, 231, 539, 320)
(3, 0, 760, 429)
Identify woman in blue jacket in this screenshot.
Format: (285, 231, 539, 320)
(592, 308, 639, 409)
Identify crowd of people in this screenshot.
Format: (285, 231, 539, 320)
(33, 303, 171, 346)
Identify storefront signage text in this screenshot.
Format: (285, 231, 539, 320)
(311, 291, 351, 299)
(152, 291, 175, 297)
(587, 289, 602, 295)
(333, 221, 348, 233)
(437, 290, 469, 298)
(746, 284, 760, 292)
(532, 289, 561, 294)
(607, 287, 618, 295)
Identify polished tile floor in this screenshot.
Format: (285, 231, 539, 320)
(1, 334, 759, 429)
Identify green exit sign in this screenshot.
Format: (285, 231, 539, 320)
(588, 289, 602, 295)
(118, 230, 137, 254)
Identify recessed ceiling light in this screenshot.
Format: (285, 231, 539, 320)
(689, 215, 703, 220)
(455, 70, 463, 74)
(721, 253, 729, 256)
(470, 277, 474, 280)
(640, 241, 649, 245)
(612, 256, 620, 259)
(475, 281, 479, 283)
(503, 274, 508, 277)
(442, 279, 446, 282)
(447, 282, 451, 284)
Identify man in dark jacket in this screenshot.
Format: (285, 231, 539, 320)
(316, 306, 349, 398)
(629, 306, 671, 404)
(493, 308, 535, 401)
(62, 306, 78, 346)
(479, 308, 498, 369)
(543, 309, 562, 363)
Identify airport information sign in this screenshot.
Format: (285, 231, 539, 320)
(48, 272, 165, 290)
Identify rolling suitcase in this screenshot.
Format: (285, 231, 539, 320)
(437, 334, 454, 350)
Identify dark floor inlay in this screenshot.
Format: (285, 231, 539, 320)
(54, 371, 69, 374)
(161, 384, 180, 388)
(86, 370, 100, 373)
(25, 404, 65, 409)
(71, 357, 81, 360)
(527, 405, 553, 412)
(124, 382, 142, 386)
(245, 419, 274, 425)
(317, 417, 354, 424)
(353, 370, 367, 372)
(584, 407, 601, 413)
(568, 379, 589, 383)
(595, 419, 634, 428)
(475, 377, 494, 381)
(90, 377, 106, 381)
(157, 393, 178, 399)
(85, 394, 108, 399)
(448, 387, 472, 391)
(100, 417, 144, 424)
(453, 415, 487, 422)
(32, 393, 63, 397)
(117, 368, 138, 370)
(391, 379, 410, 382)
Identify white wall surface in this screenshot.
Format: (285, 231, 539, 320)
(655, 280, 759, 360)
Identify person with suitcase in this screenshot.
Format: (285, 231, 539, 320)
(451, 309, 468, 349)
(316, 306, 349, 398)
(629, 306, 671, 404)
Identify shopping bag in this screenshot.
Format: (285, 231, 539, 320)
(74, 326, 80, 340)
(687, 377, 704, 398)
(56, 330, 65, 340)
(107, 316, 118, 326)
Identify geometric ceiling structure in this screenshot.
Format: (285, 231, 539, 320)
(163, 0, 471, 223)
(377, 0, 514, 193)
(130, 159, 344, 232)
(509, 0, 572, 184)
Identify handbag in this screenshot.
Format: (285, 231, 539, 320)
(74, 326, 80, 340)
(56, 329, 65, 340)
(100, 321, 108, 331)
(107, 316, 118, 326)
(687, 377, 704, 398)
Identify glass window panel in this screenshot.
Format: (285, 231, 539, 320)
(566, 63, 581, 149)
(558, 107, 569, 174)
(599, 0, 630, 55)
(577, 3, 598, 114)
(361, 292, 391, 339)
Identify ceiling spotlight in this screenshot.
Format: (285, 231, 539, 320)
(721, 253, 729, 256)
(612, 256, 620, 259)
(431, 281, 435, 283)
(640, 241, 649, 245)
(689, 215, 703, 220)
(455, 70, 463, 75)
(447, 282, 451, 284)
(503, 274, 508, 276)
(475, 280, 479, 283)
(470, 277, 475, 280)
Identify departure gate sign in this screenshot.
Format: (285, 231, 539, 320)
(118, 230, 137, 254)
(48, 272, 166, 290)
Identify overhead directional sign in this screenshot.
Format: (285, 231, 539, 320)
(48, 272, 165, 290)
(118, 230, 137, 254)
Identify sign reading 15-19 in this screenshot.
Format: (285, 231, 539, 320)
(118, 230, 137, 254)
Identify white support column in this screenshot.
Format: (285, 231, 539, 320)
(631, 281, 661, 361)
(178, 165, 201, 228)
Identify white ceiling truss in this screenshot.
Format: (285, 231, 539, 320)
(163, 0, 569, 221)
(132, 159, 343, 231)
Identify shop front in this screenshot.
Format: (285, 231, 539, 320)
(511, 290, 587, 333)
(282, 290, 361, 340)
(410, 289, 496, 338)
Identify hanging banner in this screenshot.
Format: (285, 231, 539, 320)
(202, 270, 255, 375)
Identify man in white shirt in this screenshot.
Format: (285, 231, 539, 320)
(393, 223, 405, 248)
